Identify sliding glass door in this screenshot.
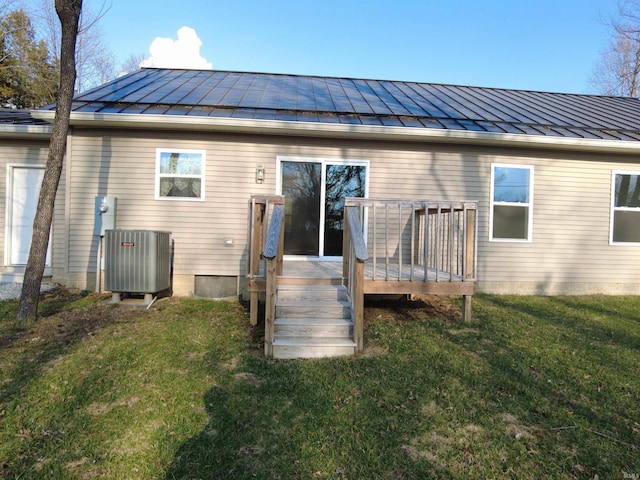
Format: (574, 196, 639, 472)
(278, 157, 368, 259)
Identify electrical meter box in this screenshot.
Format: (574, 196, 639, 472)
(94, 196, 117, 236)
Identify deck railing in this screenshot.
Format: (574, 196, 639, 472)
(247, 195, 284, 325)
(342, 206, 369, 352)
(344, 198, 478, 282)
(343, 198, 478, 322)
(248, 196, 478, 357)
(262, 202, 285, 358)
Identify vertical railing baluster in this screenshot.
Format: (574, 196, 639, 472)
(410, 202, 416, 281)
(462, 204, 468, 280)
(385, 203, 389, 281)
(398, 202, 402, 281)
(456, 207, 460, 277)
(248, 198, 257, 325)
(372, 203, 377, 281)
(424, 202, 429, 281)
(249, 197, 255, 277)
(449, 204, 454, 281)
(435, 204, 441, 282)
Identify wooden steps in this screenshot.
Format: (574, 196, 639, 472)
(272, 284, 356, 360)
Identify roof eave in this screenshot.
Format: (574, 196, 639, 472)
(31, 110, 640, 154)
(0, 123, 52, 139)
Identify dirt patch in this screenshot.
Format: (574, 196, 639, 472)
(357, 344, 389, 358)
(403, 422, 486, 470)
(233, 372, 261, 386)
(446, 328, 480, 336)
(497, 413, 535, 441)
(86, 396, 141, 416)
(0, 288, 125, 353)
(222, 356, 240, 370)
(365, 294, 463, 324)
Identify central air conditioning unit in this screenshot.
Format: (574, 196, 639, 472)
(104, 230, 171, 303)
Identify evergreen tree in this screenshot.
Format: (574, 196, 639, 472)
(0, 8, 57, 108)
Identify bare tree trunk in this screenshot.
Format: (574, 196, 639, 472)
(16, 0, 81, 323)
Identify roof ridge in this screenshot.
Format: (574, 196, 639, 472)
(60, 68, 640, 142)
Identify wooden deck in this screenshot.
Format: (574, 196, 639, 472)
(247, 196, 478, 358)
(280, 261, 342, 280)
(279, 261, 474, 294)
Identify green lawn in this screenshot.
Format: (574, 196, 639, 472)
(0, 290, 638, 479)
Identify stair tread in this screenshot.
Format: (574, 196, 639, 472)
(276, 316, 352, 324)
(272, 283, 355, 358)
(273, 337, 356, 346)
(277, 299, 350, 306)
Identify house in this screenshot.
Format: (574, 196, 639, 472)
(2, 68, 640, 356)
(0, 109, 53, 282)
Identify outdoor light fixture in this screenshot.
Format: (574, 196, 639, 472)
(255, 164, 265, 183)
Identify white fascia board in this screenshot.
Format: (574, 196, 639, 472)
(31, 109, 640, 154)
(0, 123, 52, 139)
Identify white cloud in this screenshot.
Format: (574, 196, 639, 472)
(140, 26, 212, 69)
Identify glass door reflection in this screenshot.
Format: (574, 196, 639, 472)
(279, 159, 367, 258)
(281, 161, 321, 256)
(324, 164, 366, 256)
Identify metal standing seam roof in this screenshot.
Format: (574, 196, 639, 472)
(45, 68, 640, 142)
(0, 109, 50, 125)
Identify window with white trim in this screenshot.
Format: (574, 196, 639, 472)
(155, 149, 205, 201)
(611, 171, 640, 244)
(490, 164, 533, 242)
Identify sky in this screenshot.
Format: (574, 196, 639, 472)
(93, 0, 618, 94)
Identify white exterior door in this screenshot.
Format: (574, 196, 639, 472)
(6, 166, 47, 265)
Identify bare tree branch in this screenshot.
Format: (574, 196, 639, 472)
(29, 0, 115, 92)
(590, 0, 640, 96)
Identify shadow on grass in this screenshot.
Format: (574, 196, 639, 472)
(163, 357, 461, 480)
(470, 296, 639, 471)
(481, 294, 640, 388)
(486, 294, 640, 351)
(0, 289, 120, 406)
(165, 294, 639, 479)
(164, 297, 467, 479)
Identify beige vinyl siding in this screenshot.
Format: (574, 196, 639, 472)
(67, 131, 279, 277)
(0, 139, 66, 272)
(481, 155, 639, 288)
(65, 129, 640, 293)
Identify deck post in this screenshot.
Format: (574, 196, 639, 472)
(464, 206, 475, 280)
(277, 216, 285, 276)
(354, 260, 365, 352)
(265, 257, 276, 357)
(462, 205, 476, 322)
(343, 207, 351, 281)
(462, 295, 472, 323)
(250, 201, 263, 276)
(343, 203, 368, 354)
(248, 199, 263, 326)
(250, 291, 259, 325)
(262, 203, 285, 358)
